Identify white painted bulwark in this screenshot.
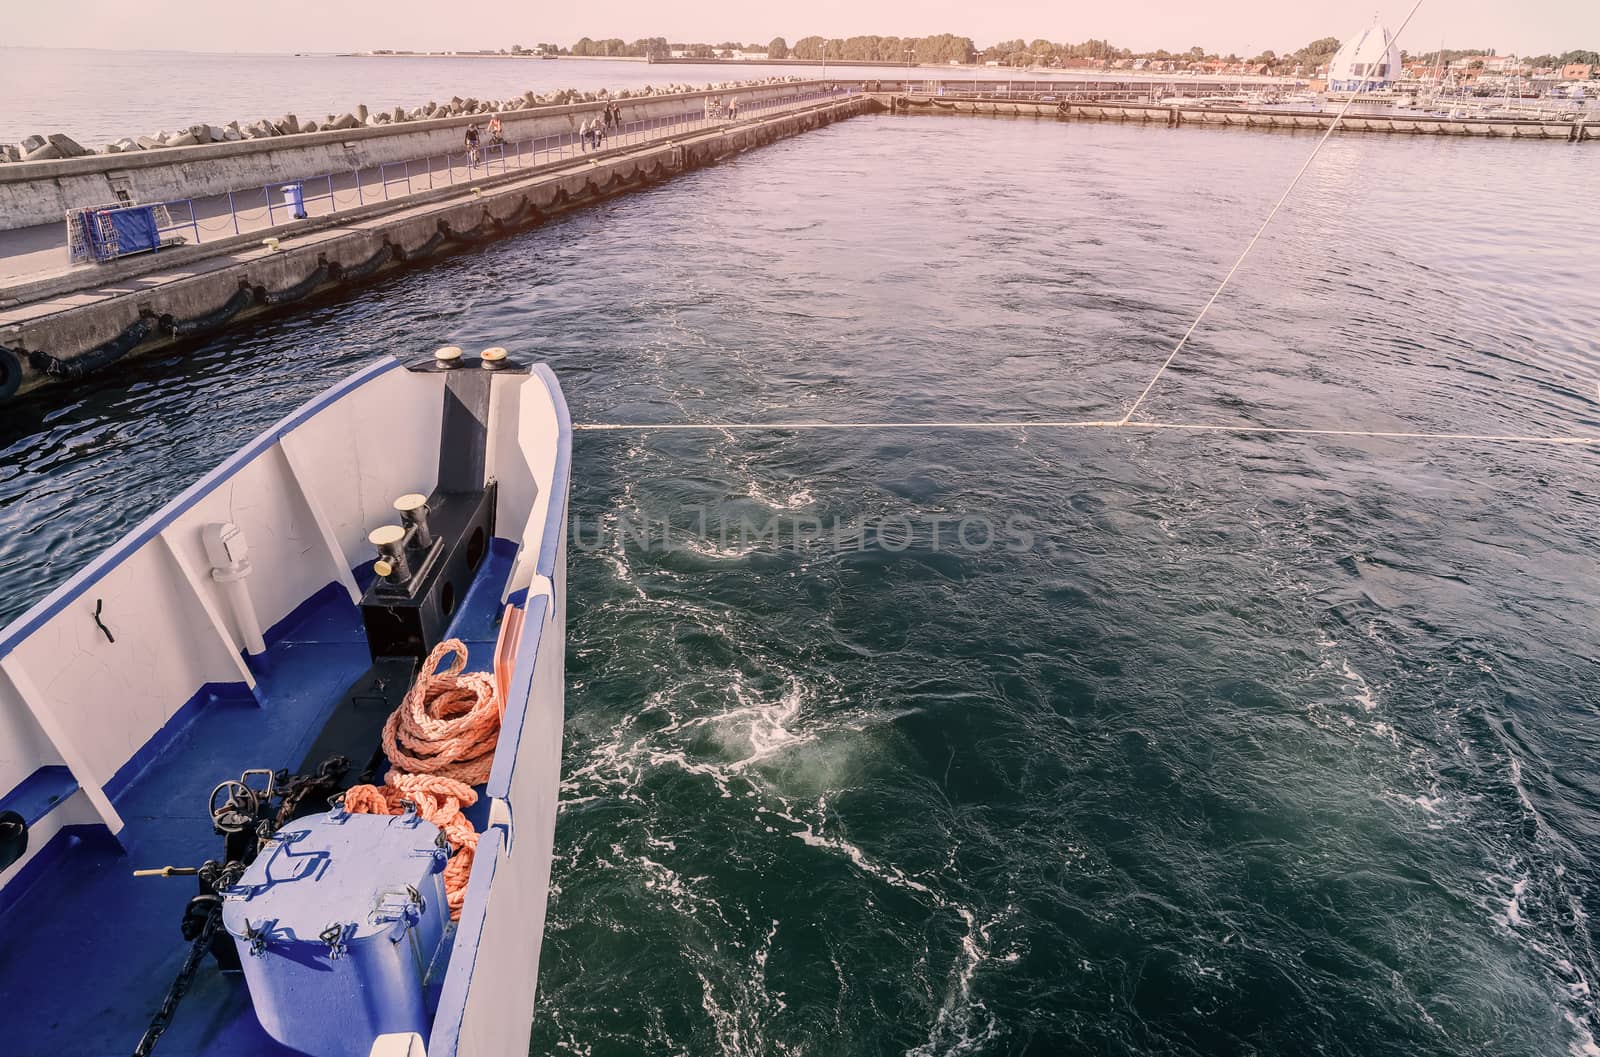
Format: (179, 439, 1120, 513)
(0, 353, 572, 1055)
(430, 364, 570, 1057)
(369, 1032, 428, 1057)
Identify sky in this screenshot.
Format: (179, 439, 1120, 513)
(3, 0, 1595, 59)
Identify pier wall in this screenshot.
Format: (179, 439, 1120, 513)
(883, 94, 1596, 141)
(0, 95, 867, 403)
(0, 83, 819, 231)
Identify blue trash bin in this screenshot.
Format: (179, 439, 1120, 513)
(280, 182, 308, 220)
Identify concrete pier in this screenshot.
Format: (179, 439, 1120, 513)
(3, 77, 1588, 405)
(883, 93, 1596, 141)
(0, 83, 826, 231)
(0, 93, 866, 403)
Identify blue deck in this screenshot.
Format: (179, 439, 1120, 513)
(0, 541, 516, 1057)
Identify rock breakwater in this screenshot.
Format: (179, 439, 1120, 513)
(0, 77, 807, 163)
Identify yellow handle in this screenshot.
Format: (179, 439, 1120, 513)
(133, 866, 198, 878)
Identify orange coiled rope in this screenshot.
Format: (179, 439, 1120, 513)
(344, 639, 501, 919)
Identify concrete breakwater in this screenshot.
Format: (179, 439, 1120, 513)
(0, 94, 867, 404)
(0, 83, 824, 231)
(0, 77, 806, 164)
(887, 93, 1597, 141)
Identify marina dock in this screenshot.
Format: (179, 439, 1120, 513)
(884, 91, 1596, 140)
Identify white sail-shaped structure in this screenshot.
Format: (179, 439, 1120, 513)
(1328, 22, 1403, 91)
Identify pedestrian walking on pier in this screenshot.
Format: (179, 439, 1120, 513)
(464, 121, 482, 167)
(579, 117, 591, 152)
(729, 95, 740, 119)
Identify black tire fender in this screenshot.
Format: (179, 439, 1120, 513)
(0, 345, 22, 402)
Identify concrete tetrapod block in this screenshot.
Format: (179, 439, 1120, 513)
(298, 121, 316, 134)
(166, 131, 200, 147)
(329, 113, 361, 131)
(50, 134, 89, 157)
(24, 142, 63, 161)
(21, 134, 45, 152)
(356, 103, 369, 121)
(136, 135, 165, 150)
(278, 113, 300, 134)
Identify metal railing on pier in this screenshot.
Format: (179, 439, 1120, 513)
(49, 87, 856, 264)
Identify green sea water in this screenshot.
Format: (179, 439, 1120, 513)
(2, 113, 1597, 1056)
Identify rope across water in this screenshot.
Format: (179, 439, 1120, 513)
(573, 418, 1600, 448)
(1116, 0, 1428, 425)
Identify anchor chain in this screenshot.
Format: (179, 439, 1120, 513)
(131, 861, 244, 1057)
(130, 753, 351, 1055)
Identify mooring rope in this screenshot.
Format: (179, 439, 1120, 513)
(344, 639, 502, 920)
(567, 4, 1597, 455)
(573, 418, 1599, 448)
(1117, 0, 1427, 425)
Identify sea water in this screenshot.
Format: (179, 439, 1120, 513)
(2, 113, 1597, 1056)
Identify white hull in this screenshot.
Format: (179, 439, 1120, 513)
(0, 353, 571, 1057)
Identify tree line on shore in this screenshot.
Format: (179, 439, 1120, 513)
(549, 34, 1341, 72)
(532, 36, 1599, 76)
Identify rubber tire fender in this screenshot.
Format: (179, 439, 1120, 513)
(0, 345, 22, 402)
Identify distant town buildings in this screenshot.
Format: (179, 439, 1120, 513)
(368, 33, 1599, 85)
(668, 47, 769, 60)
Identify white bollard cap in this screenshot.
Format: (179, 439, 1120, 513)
(434, 346, 464, 365)
(394, 493, 428, 514)
(368, 524, 406, 547)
